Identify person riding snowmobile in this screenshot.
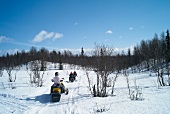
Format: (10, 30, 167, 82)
(69, 72, 75, 82)
(73, 71, 77, 80)
(52, 72, 60, 84)
(51, 72, 60, 94)
(73, 71, 77, 76)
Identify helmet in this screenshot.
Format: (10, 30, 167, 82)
(55, 72, 59, 76)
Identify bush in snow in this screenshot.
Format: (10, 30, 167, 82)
(93, 102, 111, 113)
(83, 44, 115, 97)
(130, 85, 143, 101)
(26, 60, 45, 87)
(92, 44, 115, 97)
(124, 69, 144, 100)
(111, 73, 118, 96)
(84, 68, 94, 96)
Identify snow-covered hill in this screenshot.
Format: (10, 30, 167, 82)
(0, 64, 170, 114)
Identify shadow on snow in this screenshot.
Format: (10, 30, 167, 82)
(22, 94, 51, 104)
(21, 93, 92, 105)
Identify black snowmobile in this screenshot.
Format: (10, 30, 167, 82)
(51, 84, 61, 102)
(69, 75, 75, 82)
(51, 79, 68, 102)
(69, 73, 77, 82)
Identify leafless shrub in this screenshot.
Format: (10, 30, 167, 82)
(27, 60, 45, 87)
(130, 79, 143, 100)
(130, 87, 143, 100)
(124, 70, 131, 97)
(124, 70, 144, 100)
(111, 73, 118, 96)
(107, 77, 112, 87)
(84, 68, 94, 95)
(93, 102, 111, 113)
(92, 44, 115, 97)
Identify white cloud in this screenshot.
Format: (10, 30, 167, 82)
(33, 30, 63, 43)
(54, 33, 63, 39)
(1, 49, 21, 56)
(33, 30, 47, 42)
(0, 36, 11, 43)
(129, 27, 134, 30)
(114, 45, 134, 55)
(106, 30, 113, 34)
(46, 32, 55, 39)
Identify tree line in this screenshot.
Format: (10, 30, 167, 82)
(0, 30, 170, 89)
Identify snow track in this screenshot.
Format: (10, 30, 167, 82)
(61, 76, 81, 114)
(2, 69, 170, 114)
(0, 95, 28, 114)
(23, 75, 82, 114)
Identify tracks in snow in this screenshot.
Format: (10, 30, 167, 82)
(24, 76, 82, 114)
(60, 75, 82, 114)
(0, 95, 28, 114)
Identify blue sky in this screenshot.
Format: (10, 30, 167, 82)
(0, 0, 170, 55)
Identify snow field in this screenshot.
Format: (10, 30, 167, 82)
(0, 65, 170, 114)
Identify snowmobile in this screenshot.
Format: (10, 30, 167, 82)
(69, 75, 76, 82)
(51, 84, 61, 102)
(60, 79, 69, 95)
(69, 76, 75, 82)
(51, 79, 69, 102)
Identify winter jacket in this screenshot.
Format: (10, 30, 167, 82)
(53, 76, 60, 84)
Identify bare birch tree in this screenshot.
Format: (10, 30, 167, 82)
(92, 44, 115, 97)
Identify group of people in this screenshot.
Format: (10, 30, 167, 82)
(51, 71, 78, 94)
(69, 71, 77, 82)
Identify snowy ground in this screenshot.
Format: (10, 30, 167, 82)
(0, 64, 170, 114)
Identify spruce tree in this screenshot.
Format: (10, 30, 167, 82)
(58, 51, 63, 70)
(166, 30, 170, 62)
(81, 47, 84, 57)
